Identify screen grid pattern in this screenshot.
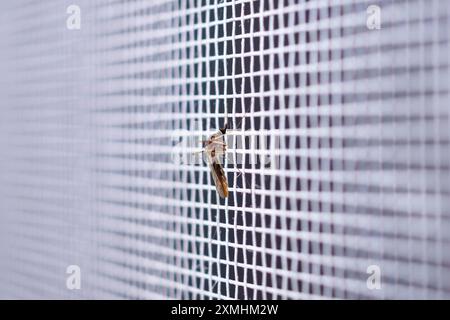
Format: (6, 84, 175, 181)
(0, 0, 450, 300)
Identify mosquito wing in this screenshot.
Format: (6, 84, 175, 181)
(206, 153, 228, 198)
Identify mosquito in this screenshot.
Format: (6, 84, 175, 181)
(200, 124, 250, 198)
(195, 104, 251, 199)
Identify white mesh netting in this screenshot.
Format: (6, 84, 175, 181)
(0, 0, 450, 299)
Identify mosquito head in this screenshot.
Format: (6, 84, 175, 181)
(219, 122, 227, 134)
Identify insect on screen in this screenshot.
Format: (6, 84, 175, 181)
(0, 0, 449, 300)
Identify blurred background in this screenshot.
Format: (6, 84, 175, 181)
(0, 0, 450, 299)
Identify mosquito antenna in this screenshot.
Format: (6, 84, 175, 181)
(225, 101, 228, 127)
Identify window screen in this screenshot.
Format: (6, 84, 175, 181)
(0, 0, 449, 299)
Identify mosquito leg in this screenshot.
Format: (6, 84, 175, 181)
(211, 135, 225, 141)
(211, 140, 226, 146)
(235, 165, 244, 179)
(210, 132, 225, 140)
(233, 163, 261, 197)
(190, 150, 204, 161)
(234, 100, 252, 131)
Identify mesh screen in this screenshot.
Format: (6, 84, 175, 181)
(0, 0, 450, 299)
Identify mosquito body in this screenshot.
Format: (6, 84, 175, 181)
(198, 106, 250, 199)
(202, 124, 229, 198)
